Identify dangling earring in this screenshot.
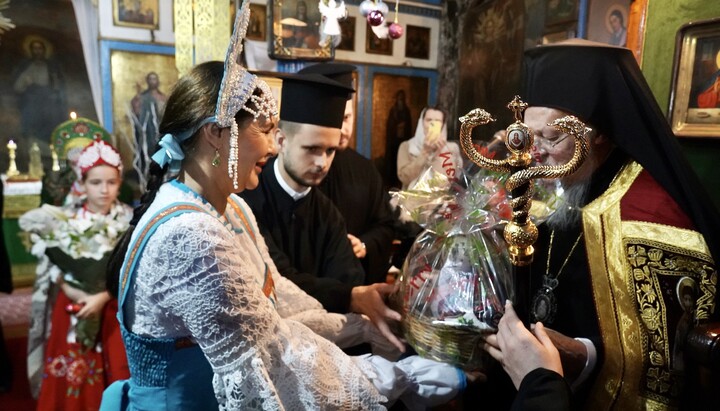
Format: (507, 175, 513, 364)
(211, 149, 221, 167)
(228, 121, 239, 190)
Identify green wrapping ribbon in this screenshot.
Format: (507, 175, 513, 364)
(45, 247, 111, 348)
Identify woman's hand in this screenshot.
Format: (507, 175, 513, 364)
(422, 137, 445, 156)
(350, 283, 405, 353)
(76, 291, 112, 319)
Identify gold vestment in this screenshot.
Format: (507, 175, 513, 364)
(583, 161, 717, 410)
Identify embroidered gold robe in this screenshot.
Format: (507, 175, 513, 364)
(583, 161, 717, 410)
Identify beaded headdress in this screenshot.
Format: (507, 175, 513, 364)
(76, 139, 123, 177)
(215, 0, 278, 189)
(152, 0, 277, 189)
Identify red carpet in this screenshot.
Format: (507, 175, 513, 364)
(0, 288, 37, 411)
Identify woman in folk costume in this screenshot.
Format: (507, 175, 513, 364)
(396, 106, 464, 189)
(20, 138, 132, 410)
(101, 2, 466, 410)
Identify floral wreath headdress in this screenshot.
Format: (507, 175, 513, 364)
(76, 139, 123, 177)
(152, 0, 278, 190)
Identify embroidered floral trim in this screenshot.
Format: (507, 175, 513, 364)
(44, 349, 103, 399)
(76, 139, 123, 176)
(625, 240, 716, 403)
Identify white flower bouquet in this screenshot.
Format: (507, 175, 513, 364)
(20, 203, 131, 293)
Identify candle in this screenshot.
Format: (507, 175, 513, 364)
(51, 145, 60, 172)
(29, 142, 44, 179)
(6, 139, 19, 177)
(70, 111, 77, 120)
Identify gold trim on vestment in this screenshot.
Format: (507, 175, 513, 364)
(581, 161, 716, 410)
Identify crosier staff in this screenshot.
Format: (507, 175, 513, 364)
(459, 96, 590, 322)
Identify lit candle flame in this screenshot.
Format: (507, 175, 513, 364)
(70, 111, 77, 120)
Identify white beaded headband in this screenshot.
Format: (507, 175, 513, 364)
(152, 0, 277, 190)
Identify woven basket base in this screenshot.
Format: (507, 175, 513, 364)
(404, 313, 493, 371)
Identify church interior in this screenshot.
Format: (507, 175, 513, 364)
(1, 0, 719, 409)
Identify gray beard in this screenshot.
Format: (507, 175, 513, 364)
(545, 180, 590, 231)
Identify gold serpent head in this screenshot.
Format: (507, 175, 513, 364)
(549, 116, 591, 140)
(459, 108, 496, 127)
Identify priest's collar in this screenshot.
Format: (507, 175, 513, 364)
(274, 158, 311, 200)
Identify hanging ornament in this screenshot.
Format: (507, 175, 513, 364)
(319, 0, 346, 36)
(376, 0, 389, 16)
(388, 22, 403, 40)
(371, 21, 390, 39)
(367, 9, 384, 26)
(388, 0, 402, 40)
(359, 0, 375, 17)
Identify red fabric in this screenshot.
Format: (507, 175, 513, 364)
(100, 299, 129, 383)
(620, 169, 694, 230)
(36, 292, 128, 411)
(697, 81, 720, 109)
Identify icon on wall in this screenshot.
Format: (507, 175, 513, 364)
(405, 25, 430, 60)
(113, 0, 160, 30)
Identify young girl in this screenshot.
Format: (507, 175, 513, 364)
(20, 138, 132, 410)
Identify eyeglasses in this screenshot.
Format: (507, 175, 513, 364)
(534, 133, 570, 149)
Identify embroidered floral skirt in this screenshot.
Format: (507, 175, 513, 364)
(37, 292, 129, 411)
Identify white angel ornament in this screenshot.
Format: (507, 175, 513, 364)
(319, 0, 346, 36)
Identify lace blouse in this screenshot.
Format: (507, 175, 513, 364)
(126, 183, 388, 410)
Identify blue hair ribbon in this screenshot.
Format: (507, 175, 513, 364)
(151, 117, 216, 173)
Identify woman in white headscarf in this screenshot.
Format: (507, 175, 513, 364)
(396, 107, 464, 189)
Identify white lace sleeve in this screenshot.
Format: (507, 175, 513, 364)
(272, 272, 324, 317)
(240, 199, 397, 354)
(131, 212, 386, 410)
(355, 354, 465, 409)
(240, 203, 324, 317)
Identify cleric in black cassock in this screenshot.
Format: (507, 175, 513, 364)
(241, 73, 360, 313)
(242, 72, 406, 354)
(242, 155, 364, 313)
(298, 63, 395, 286)
(319, 148, 395, 285)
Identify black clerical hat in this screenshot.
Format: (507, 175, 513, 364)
(279, 73, 354, 128)
(298, 63, 356, 89)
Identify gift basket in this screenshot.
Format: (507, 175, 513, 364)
(391, 158, 560, 370)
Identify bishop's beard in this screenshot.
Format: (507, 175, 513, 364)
(544, 179, 590, 232)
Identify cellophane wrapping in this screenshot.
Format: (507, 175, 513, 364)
(391, 163, 559, 370)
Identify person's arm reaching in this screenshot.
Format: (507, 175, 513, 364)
(249, 201, 405, 353)
(483, 301, 571, 411)
(484, 302, 564, 388)
(350, 282, 405, 353)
